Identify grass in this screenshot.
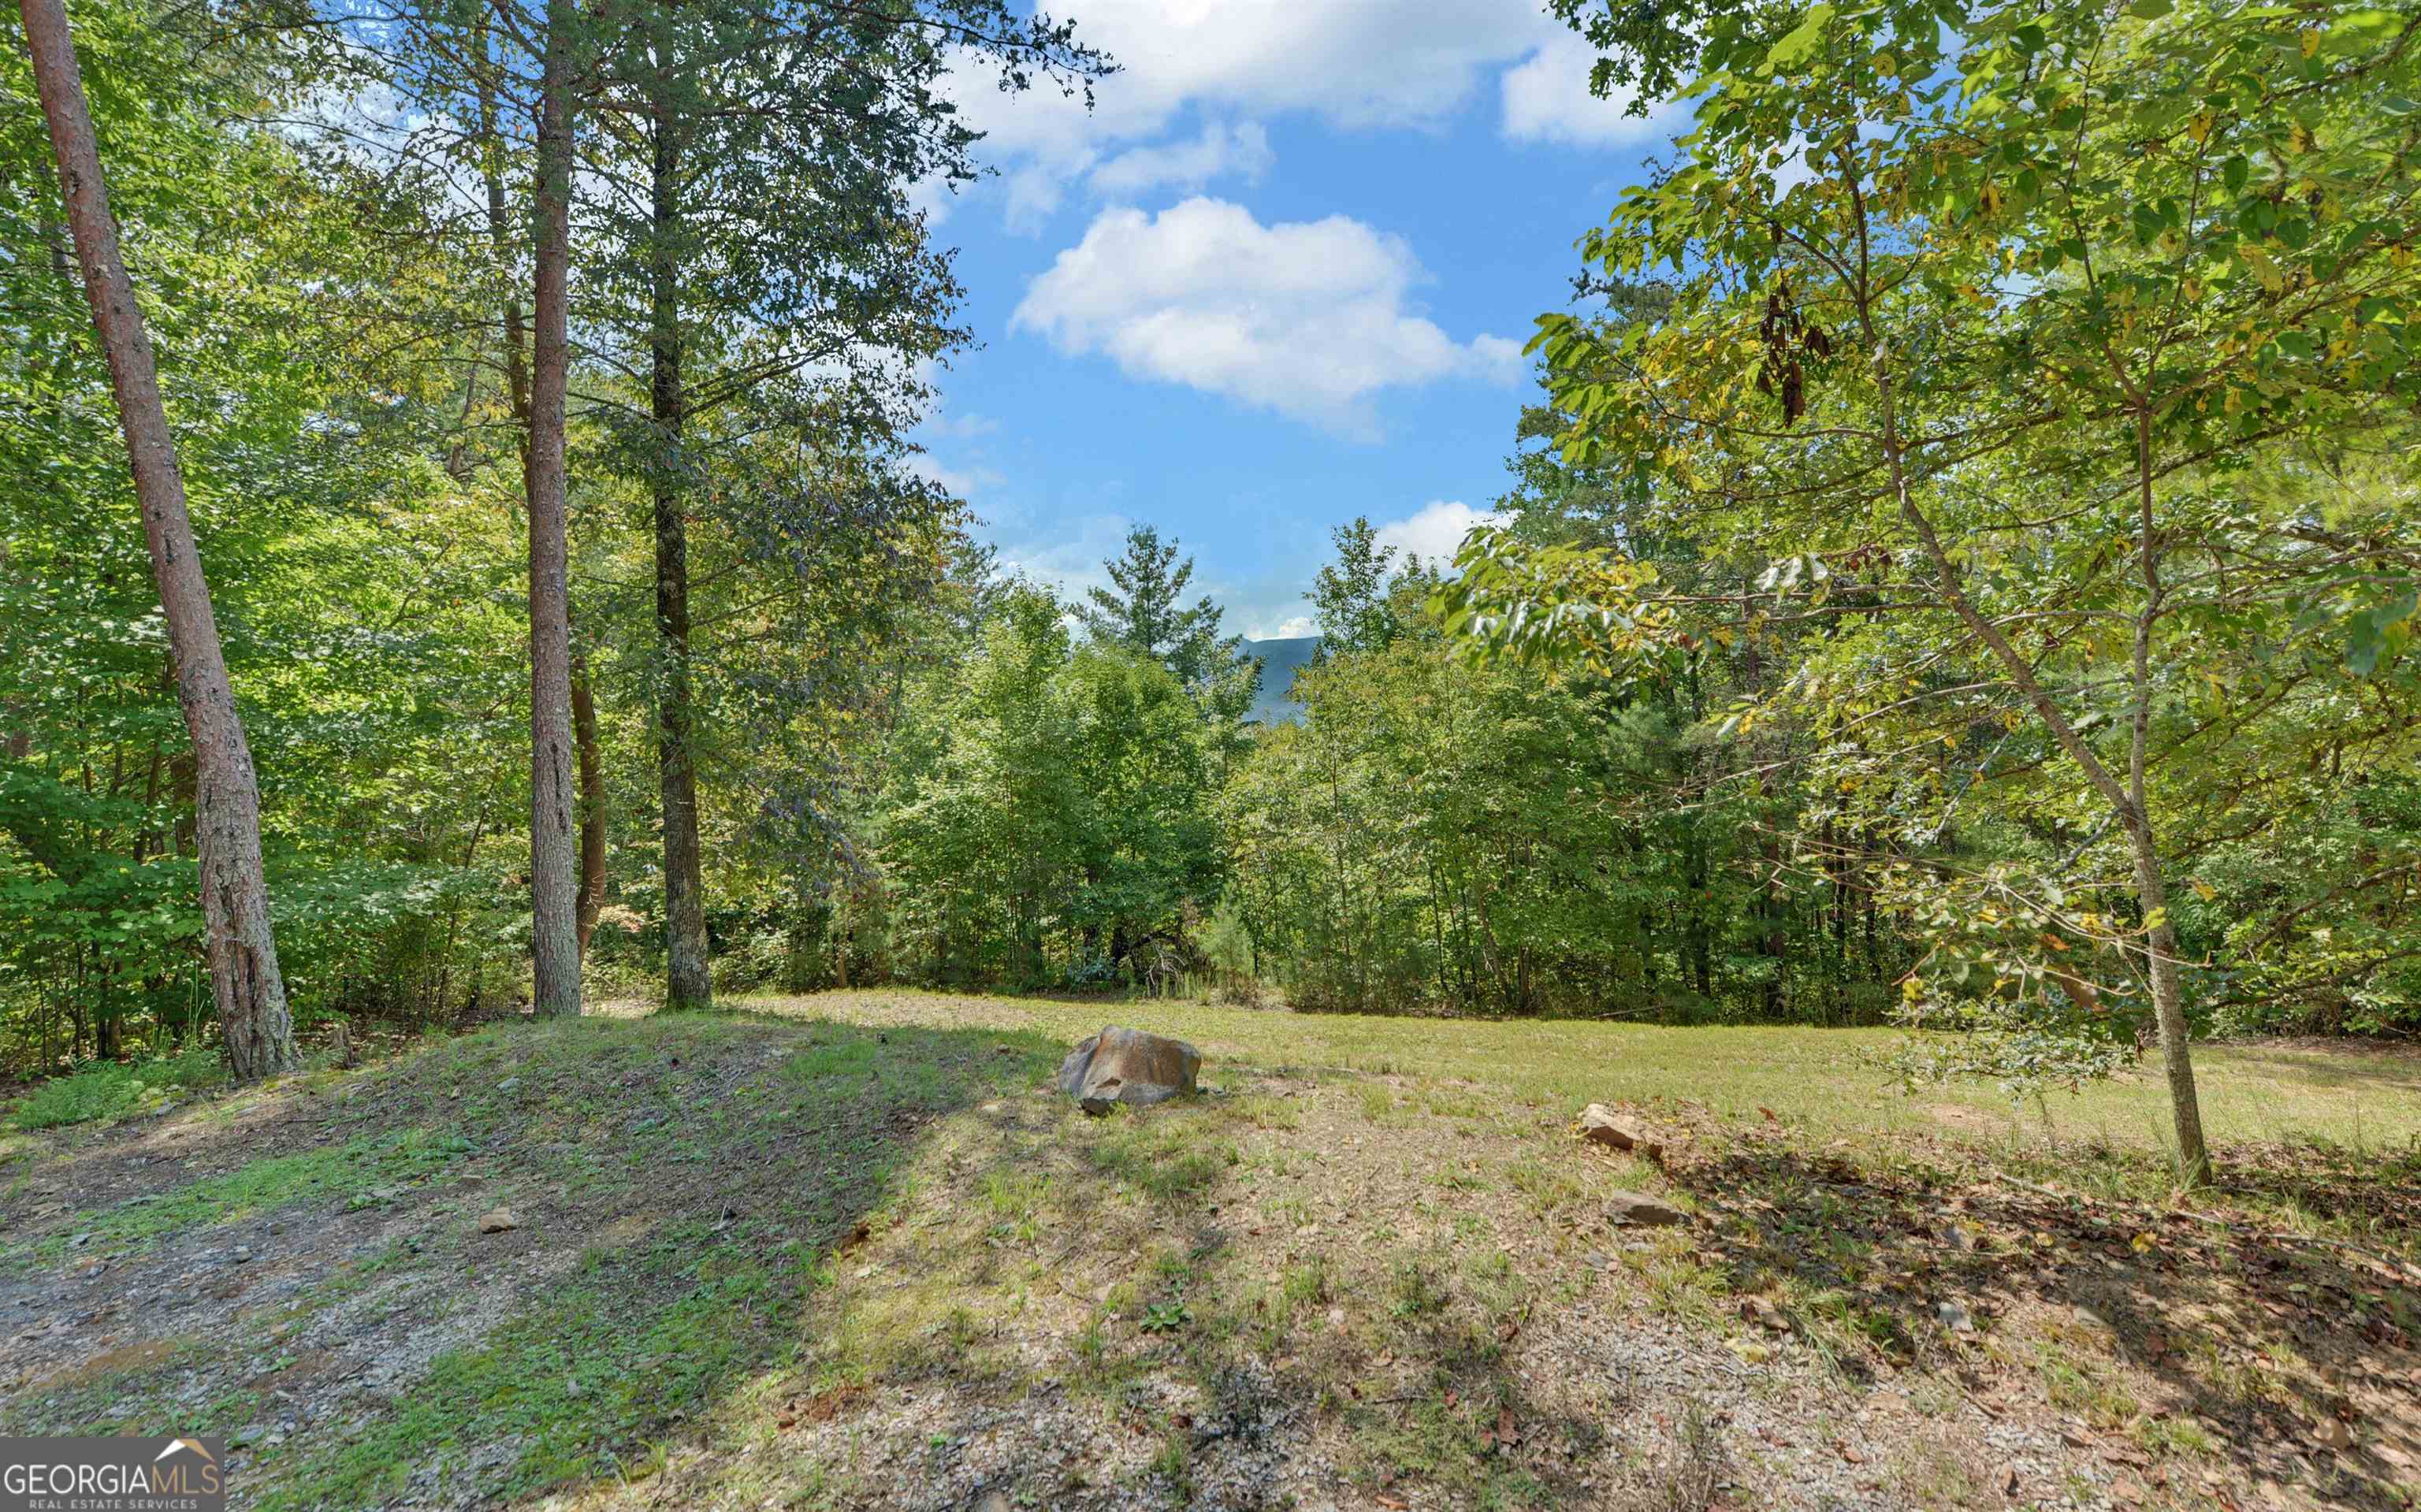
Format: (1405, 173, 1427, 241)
(7, 1046, 229, 1130)
(2, 990, 2416, 1511)
(729, 988, 2421, 1157)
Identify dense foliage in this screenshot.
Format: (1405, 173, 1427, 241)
(4, 0, 2415, 1168)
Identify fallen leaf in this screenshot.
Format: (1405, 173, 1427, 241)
(1376, 1496, 1410, 1511)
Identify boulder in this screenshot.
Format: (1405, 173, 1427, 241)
(1576, 1103, 1664, 1160)
(1058, 1026, 1201, 1114)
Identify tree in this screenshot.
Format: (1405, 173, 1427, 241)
(519, 0, 587, 1017)
(575, 0, 1103, 1010)
(15, 0, 299, 1078)
(1078, 525, 1248, 689)
(1306, 517, 1402, 656)
(1446, 0, 2421, 1186)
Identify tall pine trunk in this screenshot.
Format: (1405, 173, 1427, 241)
(476, 43, 604, 966)
(650, 84, 711, 1010)
(523, 0, 582, 1017)
(19, 0, 298, 1079)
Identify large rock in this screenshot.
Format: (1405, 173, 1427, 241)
(1058, 1026, 1201, 1114)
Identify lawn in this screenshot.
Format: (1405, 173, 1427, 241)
(1, 991, 2414, 1511)
(732, 989, 2421, 1164)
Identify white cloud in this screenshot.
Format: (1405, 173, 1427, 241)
(1466, 332, 1529, 387)
(1501, 32, 1686, 147)
(1248, 612, 1320, 641)
(906, 452, 1001, 500)
(1012, 198, 1520, 437)
(1091, 121, 1272, 199)
(937, 2, 1642, 227)
(1375, 500, 1504, 569)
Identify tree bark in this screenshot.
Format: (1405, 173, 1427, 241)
(572, 646, 607, 954)
(2129, 410, 2211, 1187)
(523, 0, 582, 1017)
(650, 80, 711, 1011)
(18, 0, 299, 1079)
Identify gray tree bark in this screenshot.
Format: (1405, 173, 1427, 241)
(649, 80, 711, 1010)
(18, 0, 299, 1079)
(523, 0, 582, 1016)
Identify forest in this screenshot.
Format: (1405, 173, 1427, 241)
(8, 0, 2419, 1160)
(4, 0, 2421, 1505)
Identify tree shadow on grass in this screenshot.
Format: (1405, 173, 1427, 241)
(1653, 1133, 2421, 1510)
(0, 1011, 1068, 1511)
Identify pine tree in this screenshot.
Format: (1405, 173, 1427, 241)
(1077, 526, 1249, 690)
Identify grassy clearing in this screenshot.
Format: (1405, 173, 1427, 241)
(728, 989, 2421, 1157)
(2, 992, 2415, 1511)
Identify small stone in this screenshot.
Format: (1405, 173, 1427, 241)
(976, 1495, 1011, 1512)
(497, 1077, 520, 1093)
(232, 1246, 254, 1264)
(1936, 1299, 1977, 1333)
(1743, 1298, 1791, 1331)
(1605, 1191, 1685, 1227)
(1576, 1105, 1664, 1160)
(478, 1207, 518, 1235)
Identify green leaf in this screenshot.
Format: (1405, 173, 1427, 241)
(1766, 4, 1835, 69)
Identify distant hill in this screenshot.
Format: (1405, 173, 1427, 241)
(1241, 637, 1320, 724)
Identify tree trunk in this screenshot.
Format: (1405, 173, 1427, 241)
(18, 0, 298, 1079)
(2129, 411, 2211, 1187)
(1857, 284, 2213, 1183)
(650, 83, 711, 1011)
(523, 0, 582, 1017)
(572, 647, 607, 954)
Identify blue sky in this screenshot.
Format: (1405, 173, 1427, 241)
(906, 0, 1686, 638)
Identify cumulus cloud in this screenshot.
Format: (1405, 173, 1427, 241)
(1500, 32, 1686, 147)
(938, 2, 1668, 226)
(1091, 121, 1272, 199)
(1375, 500, 1504, 569)
(906, 451, 1001, 500)
(1248, 612, 1320, 640)
(1012, 198, 1521, 437)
